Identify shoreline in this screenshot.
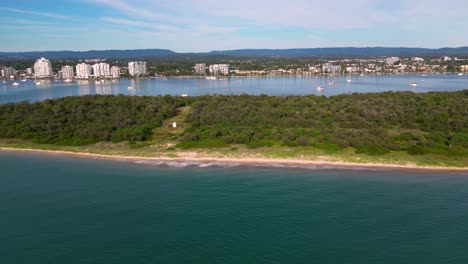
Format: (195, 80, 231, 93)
(1, 147, 467, 172)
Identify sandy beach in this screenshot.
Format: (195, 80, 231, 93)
(1, 147, 467, 172)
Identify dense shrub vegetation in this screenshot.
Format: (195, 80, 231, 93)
(185, 91, 468, 156)
(0, 91, 467, 157)
(0, 95, 188, 145)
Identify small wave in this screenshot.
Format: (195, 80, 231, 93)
(131, 159, 384, 171)
(133, 160, 241, 168)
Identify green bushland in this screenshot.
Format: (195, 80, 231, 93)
(0, 95, 191, 144)
(0, 91, 467, 164)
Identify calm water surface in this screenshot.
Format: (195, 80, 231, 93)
(1, 74, 467, 104)
(1, 151, 468, 263)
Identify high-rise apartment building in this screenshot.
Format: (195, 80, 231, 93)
(128, 61, 147, 76)
(34, 57, 53, 78)
(92, 63, 111, 78)
(195, 63, 207, 75)
(76, 63, 92, 79)
(61, 65, 74, 79)
(208, 64, 229, 75)
(111, 66, 120, 78)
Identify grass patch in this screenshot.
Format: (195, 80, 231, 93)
(175, 139, 229, 149)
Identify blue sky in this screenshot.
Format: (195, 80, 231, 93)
(0, 0, 467, 52)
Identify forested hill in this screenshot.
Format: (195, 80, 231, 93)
(0, 91, 466, 160)
(208, 47, 468, 58)
(0, 49, 176, 59)
(2, 47, 468, 59)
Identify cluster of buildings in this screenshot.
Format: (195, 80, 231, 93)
(230, 56, 468, 76)
(194, 63, 230, 75)
(2, 58, 148, 79)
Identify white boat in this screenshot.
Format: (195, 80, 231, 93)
(347, 79, 352, 83)
(127, 86, 134, 90)
(2, 80, 6, 84)
(35, 81, 41, 85)
(64, 78, 72, 83)
(360, 74, 365, 76)
(12, 82, 19, 86)
(410, 82, 418, 87)
(181, 93, 189, 97)
(316, 86, 324, 91)
(458, 73, 464, 76)
(205, 76, 217, 80)
(328, 81, 335, 86)
(21, 79, 27, 82)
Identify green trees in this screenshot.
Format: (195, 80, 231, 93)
(0, 91, 466, 157)
(0, 95, 186, 145)
(183, 91, 467, 156)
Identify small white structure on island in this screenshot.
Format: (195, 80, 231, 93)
(172, 122, 177, 128)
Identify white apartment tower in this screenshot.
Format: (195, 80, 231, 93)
(92, 63, 111, 78)
(386, 57, 400, 65)
(128, 61, 147, 76)
(208, 64, 230, 75)
(76, 63, 92, 79)
(111, 66, 120, 78)
(34, 57, 53, 78)
(61, 65, 74, 79)
(195, 63, 207, 75)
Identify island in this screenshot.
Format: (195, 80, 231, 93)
(0, 91, 467, 170)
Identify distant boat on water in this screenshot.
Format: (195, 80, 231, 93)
(458, 73, 464, 76)
(64, 79, 72, 83)
(316, 86, 324, 91)
(347, 79, 352, 83)
(21, 79, 27, 82)
(127, 86, 134, 90)
(328, 81, 335, 86)
(206, 76, 217, 80)
(12, 82, 19, 86)
(410, 82, 418, 87)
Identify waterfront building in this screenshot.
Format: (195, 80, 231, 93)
(208, 64, 230, 75)
(461, 65, 468, 72)
(128, 61, 147, 76)
(386, 57, 400, 65)
(26, 68, 34, 76)
(76, 63, 92, 79)
(1, 67, 17, 78)
(412, 57, 424, 62)
(92, 63, 111, 78)
(34, 57, 53, 78)
(308, 66, 320, 74)
(111, 66, 121, 78)
(61, 65, 74, 79)
(346, 66, 359, 73)
(194, 63, 207, 75)
(322, 64, 341, 74)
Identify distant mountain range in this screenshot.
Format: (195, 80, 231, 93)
(1, 47, 468, 60)
(0, 49, 176, 60)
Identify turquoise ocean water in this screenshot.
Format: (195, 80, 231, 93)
(1, 151, 468, 263)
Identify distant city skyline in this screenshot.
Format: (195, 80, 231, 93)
(1, 0, 468, 52)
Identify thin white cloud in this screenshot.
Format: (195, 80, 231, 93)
(100, 17, 180, 31)
(0, 7, 72, 19)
